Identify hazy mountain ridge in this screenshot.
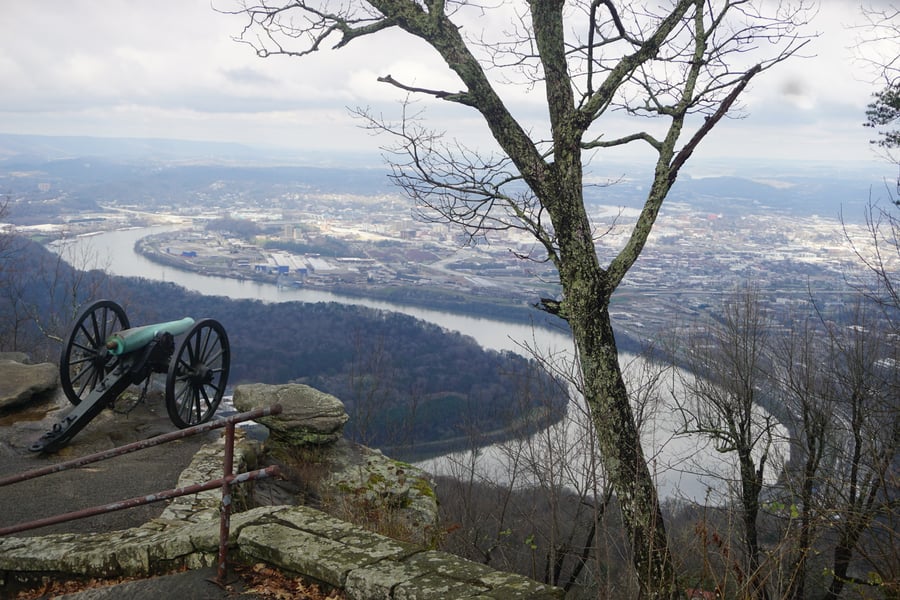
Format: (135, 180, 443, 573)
(0, 133, 889, 223)
(0, 133, 381, 168)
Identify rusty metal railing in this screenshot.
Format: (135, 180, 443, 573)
(0, 404, 282, 584)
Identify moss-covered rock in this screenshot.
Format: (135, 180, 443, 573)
(320, 441, 439, 544)
(233, 383, 349, 447)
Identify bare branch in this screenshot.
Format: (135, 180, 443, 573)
(582, 130, 662, 151)
(377, 74, 474, 106)
(668, 62, 761, 182)
(351, 101, 558, 259)
(222, 0, 394, 58)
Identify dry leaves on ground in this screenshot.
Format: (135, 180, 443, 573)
(234, 562, 347, 599)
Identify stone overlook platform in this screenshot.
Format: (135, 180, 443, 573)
(0, 377, 564, 599)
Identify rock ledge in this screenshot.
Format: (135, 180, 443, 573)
(0, 384, 564, 599)
(0, 358, 58, 411)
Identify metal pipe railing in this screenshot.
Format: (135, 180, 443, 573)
(0, 405, 282, 488)
(0, 466, 277, 537)
(0, 404, 282, 584)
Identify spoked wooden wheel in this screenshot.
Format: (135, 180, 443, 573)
(165, 318, 230, 428)
(59, 300, 130, 406)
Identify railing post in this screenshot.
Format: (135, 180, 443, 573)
(217, 421, 236, 585)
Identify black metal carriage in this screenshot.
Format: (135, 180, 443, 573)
(31, 300, 230, 453)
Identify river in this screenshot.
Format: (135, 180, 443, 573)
(54, 226, 571, 356)
(53, 226, 786, 502)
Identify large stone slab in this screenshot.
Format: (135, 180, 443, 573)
(232, 383, 349, 446)
(0, 359, 58, 411)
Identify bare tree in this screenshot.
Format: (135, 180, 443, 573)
(844, 199, 900, 318)
(848, 3, 900, 326)
(0, 196, 18, 285)
(430, 416, 528, 573)
(773, 311, 835, 600)
(815, 301, 899, 600)
(513, 349, 614, 594)
(674, 285, 779, 600)
(0, 198, 40, 353)
(346, 329, 397, 447)
(225, 2, 813, 595)
(435, 341, 623, 595)
(0, 225, 120, 359)
(0, 262, 35, 352)
(0, 197, 25, 350)
(766, 296, 900, 600)
(25, 236, 114, 349)
(0, 195, 11, 258)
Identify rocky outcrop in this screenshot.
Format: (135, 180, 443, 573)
(0, 383, 564, 598)
(0, 352, 31, 364)
(234, 382, 439, 545)
(238, 506, 564, 599)
(0, 356, 58, 411)
(321, 441, 439, 543)
(0, 505, 563, 599)
(233, 383, 349, 446)
(157, 432, 261, 525)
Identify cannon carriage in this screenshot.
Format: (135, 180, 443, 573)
(31, 300, 230, 453)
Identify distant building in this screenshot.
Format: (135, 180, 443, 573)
(254, 262, 290, 275)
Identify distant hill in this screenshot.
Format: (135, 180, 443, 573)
(584, 170, 888, 223)
(0, 133, 382, 168)
(0, 134, 394, 224)
(0, 133, 258, 163)
(2, 133, 888, 224)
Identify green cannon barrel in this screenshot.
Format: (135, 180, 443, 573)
(105, 317, 195, 356)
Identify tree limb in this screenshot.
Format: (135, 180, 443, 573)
(668, 63, 762, 184)
(377, 74, 474, 106)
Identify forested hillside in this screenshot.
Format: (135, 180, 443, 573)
(0, 238, 567, 458)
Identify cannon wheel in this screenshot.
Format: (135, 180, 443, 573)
(60, 300, 130, 406)
(165, 318, 230, 428)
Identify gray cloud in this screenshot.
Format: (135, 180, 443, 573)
(780, 78, 807, 98)
(222, 67, 279, 86)
(0, 1, 889, 165)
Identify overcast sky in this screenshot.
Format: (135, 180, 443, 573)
(0, 1, 895, 175)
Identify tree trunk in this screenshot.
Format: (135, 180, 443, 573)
(824, 543, 853, 600)
(739, 451, 768, 600)
(544, 74, 677, 593)
(564, 274, 676, 599)
(786, 429, 819, 600)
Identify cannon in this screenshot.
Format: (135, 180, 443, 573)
(30, 300, 230, 453)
